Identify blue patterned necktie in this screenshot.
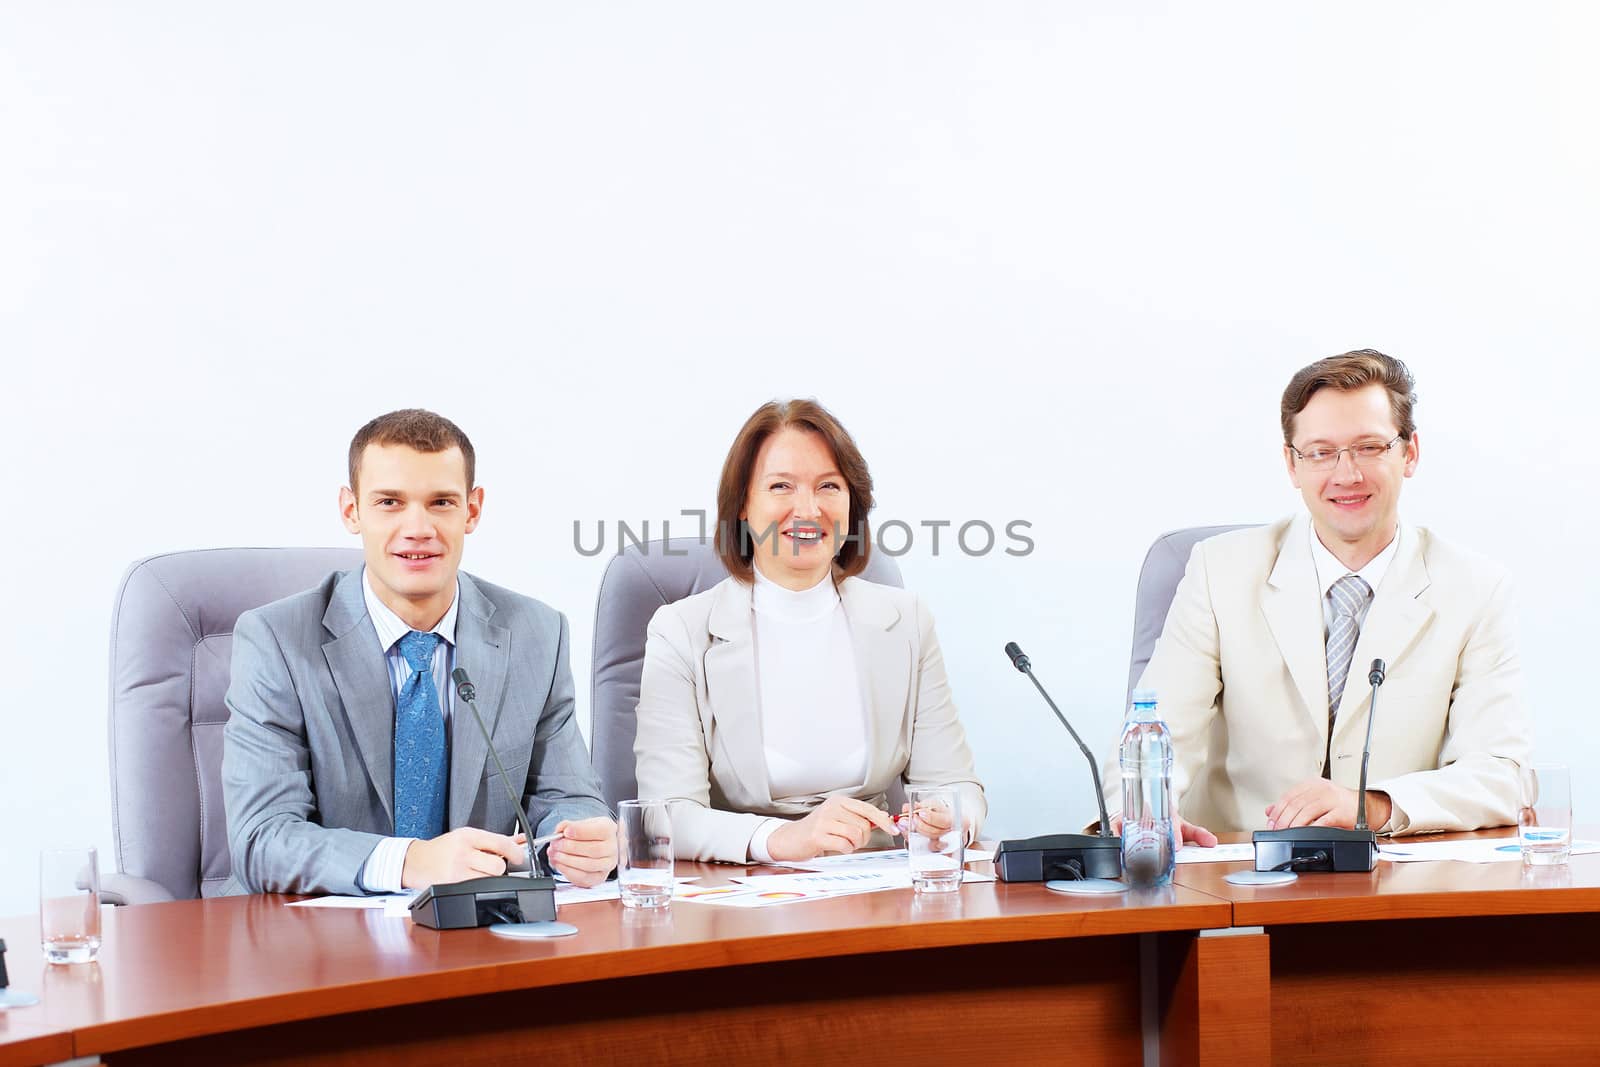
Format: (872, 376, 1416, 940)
(394, 630, 447, 839)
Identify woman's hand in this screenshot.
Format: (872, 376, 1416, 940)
(766, 796, 900, 862)
(899, 800, 960, 850)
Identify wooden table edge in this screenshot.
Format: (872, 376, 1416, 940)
(1232, 886, 1600, 926)
(0, 1031, 74, 1067)
(70, 896, 1233, 1056)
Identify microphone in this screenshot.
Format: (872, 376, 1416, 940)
(1353, 659, 1386, 833)
(1003, 642, 1113, 837)
(991, 642, 1124, 885)
(407, 667, 566, 935)
(1252, 657, 1387, 875)
(452, 668, 543, 875)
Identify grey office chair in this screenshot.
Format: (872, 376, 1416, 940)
(106, 547, 362, 903)
(589, 537, 904, 810)
(1126, 525, 1257, 699)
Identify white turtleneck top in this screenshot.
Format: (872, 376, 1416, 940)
(746, 568, 869, 861)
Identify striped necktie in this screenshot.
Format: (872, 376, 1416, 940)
(1325, 573, 1372, 745)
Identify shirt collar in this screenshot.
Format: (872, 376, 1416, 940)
(752, 566, 840, 623)
(1305, 515, 1401, 600)
(361, 567, 459, 652)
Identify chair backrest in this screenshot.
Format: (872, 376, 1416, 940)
(589, 538, 904, 809)
(1126, 525, 1258, 700)
(109, 547, 362, 900)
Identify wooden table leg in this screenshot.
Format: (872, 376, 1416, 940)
(1158, 927, 1270, 1066)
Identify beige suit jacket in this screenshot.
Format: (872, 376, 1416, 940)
(1102, 518, 1531, 836)
(634, 574, 987, 862)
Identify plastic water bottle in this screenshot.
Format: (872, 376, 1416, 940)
(1119, 688, 1174, 888)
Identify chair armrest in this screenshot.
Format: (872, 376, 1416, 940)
(101, 872, 177, 905)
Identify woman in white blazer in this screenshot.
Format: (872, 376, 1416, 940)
(633, 399, 987, 863)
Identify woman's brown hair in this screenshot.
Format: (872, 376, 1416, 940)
(714, 399, 875, 583)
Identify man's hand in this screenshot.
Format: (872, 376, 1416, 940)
(1266, 779, 1392, 831)
(401, 827, 525, 889)
(1108, 812, 1218, 848)
(767, 796, 900, 862)
(546, 817, 618, 888)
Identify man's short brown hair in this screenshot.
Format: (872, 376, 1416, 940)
(1280, 349, 1418, 445)
(348, 409, 476, 492)
(715, 399, 875, 583)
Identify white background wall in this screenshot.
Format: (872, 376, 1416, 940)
(2, 2, 1596, 916)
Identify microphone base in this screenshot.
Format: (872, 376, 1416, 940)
(409, 875, 559, 930)
(488, 920, 579, 939)
(994, 833, 1124, 883)
(1252, 827, 1377, 873)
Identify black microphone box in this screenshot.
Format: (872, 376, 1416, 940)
(1252, 827, 1377, 873)
(993, 834, 1123, 882)
(409, 875, 558, 930)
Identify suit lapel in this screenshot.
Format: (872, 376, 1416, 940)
(840, 578, 908, 787)
(1333, 528, 1434, 745)
(704, 579, 773, 806)
(448, 573, 510, 828)
(1260, 523, 1331, 737)
(322, 570, 396, 827)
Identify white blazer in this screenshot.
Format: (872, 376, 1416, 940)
(634, 574, 987, 862)
(1102, 518, 1531, 835)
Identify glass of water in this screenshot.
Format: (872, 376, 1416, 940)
(40, 848, 101, 965)
(905, 786, 963, 894)
(1519, 764, 1572, 867)
(617, 800, 674, 908)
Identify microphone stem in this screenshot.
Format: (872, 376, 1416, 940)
(1355, 679, 1382, 832)
(1024, 667, 1114, 838)
(459, 686, 545, 876)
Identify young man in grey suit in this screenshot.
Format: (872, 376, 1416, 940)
(222, 410, 616, 896)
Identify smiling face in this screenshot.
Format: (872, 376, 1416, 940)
(740, 427, 850, 591)
(339, 443, 482, 630)
(1285, 382, 1419, 569)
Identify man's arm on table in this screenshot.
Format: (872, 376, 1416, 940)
(1369, 572, 1531, 834)
(522, 612, 616, 887)
(222, 609, 387, 896)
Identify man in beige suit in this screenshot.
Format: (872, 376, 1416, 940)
(1106, 351, 1531, 838)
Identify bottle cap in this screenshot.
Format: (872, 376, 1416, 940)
(1130, 688, 1158, 705)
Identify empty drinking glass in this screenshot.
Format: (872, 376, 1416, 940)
(617, 800, 674, 908)
(1518, 764, 1572, 867)
(905, 786, 963, 894)
(40, 848, 101, 965)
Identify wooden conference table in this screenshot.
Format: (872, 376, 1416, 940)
(0, 857, 1231, 1067)
(1172, 830, 1600, 1066)
(2, 832, 1597, 1066)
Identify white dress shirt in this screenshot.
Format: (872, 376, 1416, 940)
(1306, 516, 1401, 637)
(357, 569, 460, 893)
(746, 569, 869, 862)
(1305, 517, 1404, 828)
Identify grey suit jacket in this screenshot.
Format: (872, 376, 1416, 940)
(634, 575, 987, 862)
(221, 568, 609, 895)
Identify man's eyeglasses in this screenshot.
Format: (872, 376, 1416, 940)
(1288, 434, 1405, 472)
